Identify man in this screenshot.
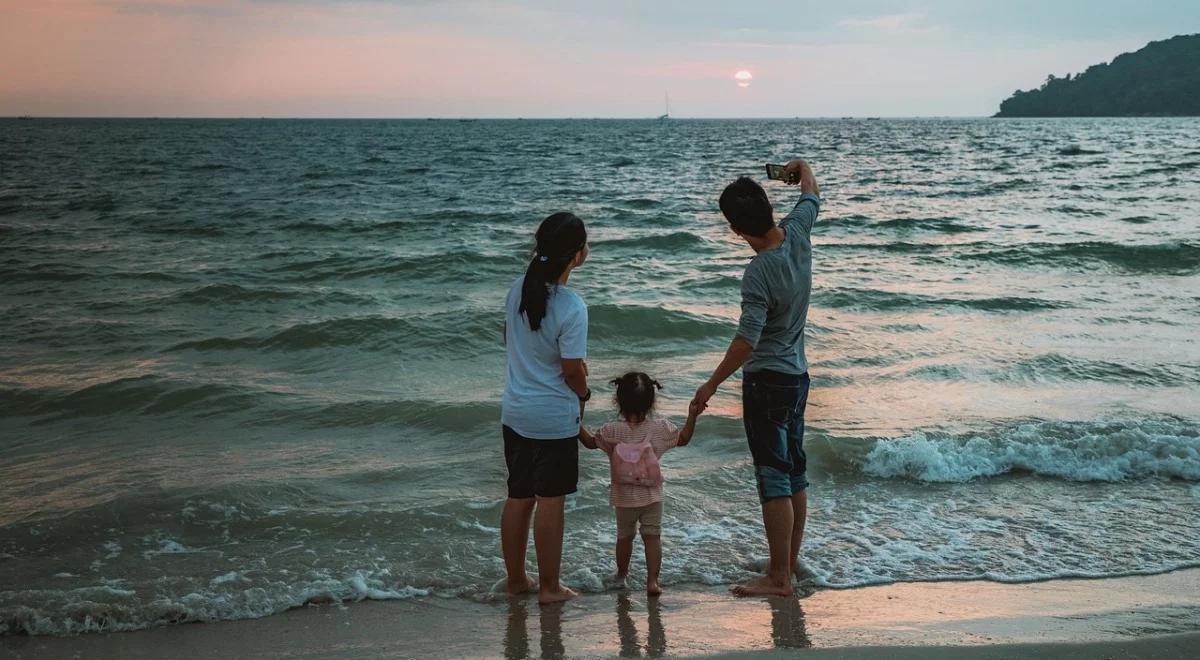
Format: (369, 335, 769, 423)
(691, 159, 821, 597)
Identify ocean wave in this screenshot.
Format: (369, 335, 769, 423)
(872, 217, 986, 234)
(862, 420, 1200, 483)
(0, 193, 23, 216)
(168, 283, 306, 304)
(168, 312, 500, 354)
(588, 304, 732, 343)
(815, 286, 1068, 312)
(592, 231, 709, 250)
(957, 241, 1200, 275)
(3, 376, 277, 421)
(283, 399, 500, 432)
(619, 197, 661, 209)
(826, 215, 984, 235)
(62, 192, 117, 213)
(1057, 145, 1104, 156)
(0, 263, 88, 283)
(935, 178, 1035, 197)
(1008, 354, 1200, 387)
(265, 251, 518, 283)
(1143, 160, 1200, 175)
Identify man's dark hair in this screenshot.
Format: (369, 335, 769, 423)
(719, 177, 774, 237)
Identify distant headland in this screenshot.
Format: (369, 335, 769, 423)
(995, 33, 1200, 117)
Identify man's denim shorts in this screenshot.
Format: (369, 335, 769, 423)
(742, 369, 811, 503)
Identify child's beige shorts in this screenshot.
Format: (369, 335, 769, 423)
(616, 501, 663, 538)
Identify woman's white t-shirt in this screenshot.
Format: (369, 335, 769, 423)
(501, 276, 588, 439)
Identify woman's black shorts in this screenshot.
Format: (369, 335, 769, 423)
(502, 425, 579, 498)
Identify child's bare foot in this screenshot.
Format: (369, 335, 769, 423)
(538, 585, 577, 605)
(604, 573, 629, 590)
(646, 580, 662, 597)
(505, 576, 534, 596)
(731, 575, 793, 597)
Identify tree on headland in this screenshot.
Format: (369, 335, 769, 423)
(995, 34, 1200, 117)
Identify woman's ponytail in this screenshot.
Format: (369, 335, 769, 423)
(519, 212, 587, 331)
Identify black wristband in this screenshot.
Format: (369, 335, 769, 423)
(578, 388, 591, 402)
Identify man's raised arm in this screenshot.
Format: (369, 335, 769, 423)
(779, 159, 821, 233)
(785, 159, 820, 196)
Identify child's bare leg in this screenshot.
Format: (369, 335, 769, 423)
(615, 535, 635, 579)
(643, 534, 662, 596)
(610, 507, 636, 587)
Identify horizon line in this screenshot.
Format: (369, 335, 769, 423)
(6, 114, 999, 120)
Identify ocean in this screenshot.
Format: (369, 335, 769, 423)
(1, 117, 1198, 636)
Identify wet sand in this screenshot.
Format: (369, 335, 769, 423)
(5, 569, 1200, 659)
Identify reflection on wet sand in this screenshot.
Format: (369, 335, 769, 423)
(503, 597, 529, 660)
(540, 602, 565, 660)
(769, 595, 811, 649)
(616, 593, 667, 657)
(502, 591, 808, 658)
(504, 598, 567, 660)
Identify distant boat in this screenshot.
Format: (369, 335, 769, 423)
(657, 93, 670, 120)
(17, 115, 33, 121)
(867, 117, 882, 121)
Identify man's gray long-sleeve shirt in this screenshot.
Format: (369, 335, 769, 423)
(736, 192, 820, 375)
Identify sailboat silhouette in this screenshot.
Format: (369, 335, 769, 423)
(657, 93, 670, 121)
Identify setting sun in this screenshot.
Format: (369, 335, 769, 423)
(734, 70, 753, 87)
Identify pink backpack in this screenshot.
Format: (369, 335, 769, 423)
(613, 429, 663, 488)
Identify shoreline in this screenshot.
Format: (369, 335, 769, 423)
(5, 569, 1200, 659)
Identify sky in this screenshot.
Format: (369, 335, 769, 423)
(1, 0, 1198, 118)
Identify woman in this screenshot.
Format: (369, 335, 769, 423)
(500, 212, 590, 605)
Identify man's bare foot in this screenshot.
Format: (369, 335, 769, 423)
(505, 576, 534, 596)
(538, 585, 577, 605)
(646, 580, 662, 597)
(731, 575, 793, 598)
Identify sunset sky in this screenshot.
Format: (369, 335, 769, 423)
(2, 0, 1197, 118)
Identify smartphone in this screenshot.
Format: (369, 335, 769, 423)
(765, 163, 799, 184)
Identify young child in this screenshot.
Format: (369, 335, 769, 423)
(579, 372, 700, 596)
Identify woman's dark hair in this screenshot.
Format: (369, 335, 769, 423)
(610, 372, 662, 422)
(519, 212, 587, 331)
(719, 176, 774, 237)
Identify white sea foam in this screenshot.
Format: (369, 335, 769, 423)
(346, 572, 429, 601)
(142, 538, 195, 558)
(0, 569, 431, 636)
(862, 421, 1200, 482)
(209, 572, 246, 587)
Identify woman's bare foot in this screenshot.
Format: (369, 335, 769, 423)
(505, 576, 534, 596)
(646, 580, 662, 597)
(731, 575, 793, 597)
(538, 585, 578, 605)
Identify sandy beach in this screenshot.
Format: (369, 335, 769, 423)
(5, 569, 1199, 659)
